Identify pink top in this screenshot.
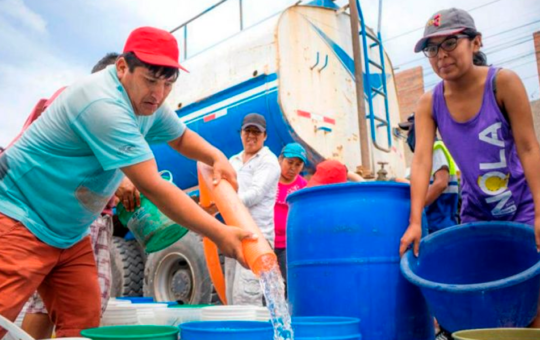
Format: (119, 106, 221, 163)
(274, 175, 307, 248)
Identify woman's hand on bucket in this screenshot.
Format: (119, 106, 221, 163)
(400, 222, 422, 257)
(215, 226, 258, 268)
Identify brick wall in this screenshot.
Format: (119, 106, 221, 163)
(534, 32, 540, 87)
(395, 66, 425, 122)
(395, 66, 425, 166)
(533, 32, 540, 142)
(532, 100, 540, 143)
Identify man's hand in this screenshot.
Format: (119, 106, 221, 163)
(214, 226, 258, 268)
(212, 156, 238, 191)
(399, 222, 422, 257)
(115, 177, 140, 212)
(168, 129, 238, 190)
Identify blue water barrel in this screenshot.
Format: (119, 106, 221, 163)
(180, 321, 273, 340)
(401, 222, 540, 332)
(286, 182, 433, 340)
(292, 316, 361, 339)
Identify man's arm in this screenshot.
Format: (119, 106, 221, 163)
(121, 159, 254, 267)
(168, 129, 238, 189)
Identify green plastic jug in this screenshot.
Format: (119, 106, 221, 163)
(117, 171, 188, 253)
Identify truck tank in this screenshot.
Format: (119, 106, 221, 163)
(152, 2, 407, 189)
(133, 1, 409, 304)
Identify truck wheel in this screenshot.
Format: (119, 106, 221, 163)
(143, 232, 213, 304)
(110, 237, 145, 297)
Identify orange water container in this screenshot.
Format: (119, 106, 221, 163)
(198, 162, 277, 302)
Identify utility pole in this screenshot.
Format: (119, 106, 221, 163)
(349, 0, 372, 178)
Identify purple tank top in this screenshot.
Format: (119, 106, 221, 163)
(432, 67, 534, 225)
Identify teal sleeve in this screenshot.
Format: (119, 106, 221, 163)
(71, 100, 154, 171)
(145, 105, 186, 145)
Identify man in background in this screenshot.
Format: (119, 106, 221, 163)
(227, 113, 280, 305)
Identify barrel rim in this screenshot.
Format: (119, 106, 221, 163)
(453, 327, 540, 338)
(286, 181, 410, 204)
(81, 325, 179, 337)
(291, 316, 361, 325)
(180, 320, 273, 333)
(400, 221, 540, 292)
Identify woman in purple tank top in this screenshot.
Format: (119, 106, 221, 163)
(399, 7, 540, 282)
(399, 7, 540, 334)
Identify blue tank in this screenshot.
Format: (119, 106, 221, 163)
(286, 182, 434, 340)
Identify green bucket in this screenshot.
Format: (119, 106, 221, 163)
(453, 328, 540, 340)
(81, 325, 178, 340)
(117, 171, 189, 253)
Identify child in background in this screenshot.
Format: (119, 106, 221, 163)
(274, 143, 308, 287)
(399, 8, 540, 338)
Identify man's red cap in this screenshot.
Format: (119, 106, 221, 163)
(307, 160, 348, 187)
(123, 26, 188, 72)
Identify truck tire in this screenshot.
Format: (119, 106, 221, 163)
(143, 232, 214, 304)
(110, 236, 145, 297)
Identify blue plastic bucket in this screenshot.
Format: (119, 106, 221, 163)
(287, 182, 433, 340)
(180, 321, 273, 340)
(292, 316, 361, 339)
(401, 222, 540, 332)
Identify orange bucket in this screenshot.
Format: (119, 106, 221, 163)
(197, 162, 277, 303)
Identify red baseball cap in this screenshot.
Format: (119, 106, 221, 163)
(123, 26, 188, 72)
(307, 160, 348, 187)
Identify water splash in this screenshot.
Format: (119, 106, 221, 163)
(259, 260, 294, 340)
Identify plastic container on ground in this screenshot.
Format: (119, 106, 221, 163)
(116, 297, 153, 303)
(292, 316, 361, 339)
(254, 307, 271, 322)
(286, 182, 433, 340)
(453, 328, 540, 340)
(154, 304, 210, 327)
(0, 314, 91, 340)
(106, 298, 132, 306)
(200, 305, 257, 321)
(180, 321, 273, 340)
(101, 304, 138, 326)
(81, 325, 178, 340)
(130, 303, 168, 325)
(116, 171, 188, 253)
(401, 222, 540, 332)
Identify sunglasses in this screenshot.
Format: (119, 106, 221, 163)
(423, 34, 470, 58)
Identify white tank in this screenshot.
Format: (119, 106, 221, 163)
(165, 3, 407, 178)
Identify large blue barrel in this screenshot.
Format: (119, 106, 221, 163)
(286, 182, 434, 340)
(292, 316, 361, 339)
(180, 321, 273, 340)
(401, 222, 540, 332)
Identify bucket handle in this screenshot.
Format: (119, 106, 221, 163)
(0, 313, 35, 340)
(159, 170, 173, 183)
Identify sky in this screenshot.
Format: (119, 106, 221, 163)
(1, 0, 539, 147)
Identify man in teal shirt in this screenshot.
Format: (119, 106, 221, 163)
(0, 27, 254, 337)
